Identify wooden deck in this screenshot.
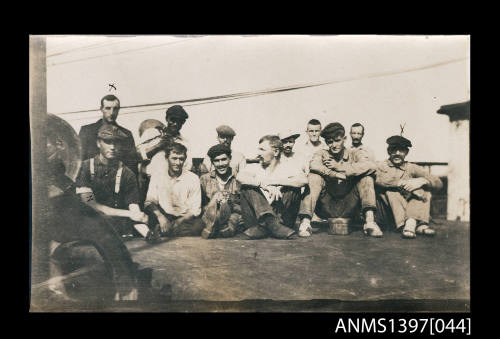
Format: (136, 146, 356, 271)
(30, 219, 470, 312)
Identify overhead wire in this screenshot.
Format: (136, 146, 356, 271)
(53, 56, 469, 122)
(48, 37, 202, 67)
(47, 37, 137, 58)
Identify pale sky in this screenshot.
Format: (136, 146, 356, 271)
(45, 35, 470, 162)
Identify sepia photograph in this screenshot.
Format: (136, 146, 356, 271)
(29, 34, 470, 313)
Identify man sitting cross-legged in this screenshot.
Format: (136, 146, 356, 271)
(143, 142, 203, 238)
(200, 144, 244, 239)
(236, 135, 308, 239)
(375, 135, 443, 239)
(297, 122, 383, 238)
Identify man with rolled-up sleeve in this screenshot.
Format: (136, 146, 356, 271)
(236, 135, 308, 240)
(297, 122, 383, 238)
(375, 135, 443, 239)
(143, 142, 203, 238)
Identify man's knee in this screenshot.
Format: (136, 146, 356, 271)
(308, 173, 325, 189)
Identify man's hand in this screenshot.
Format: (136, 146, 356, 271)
(157, 214, 172, 234)
(323, 159, 338, 170)
(398, 178, 428, 192)
(263, 185, 282, 202)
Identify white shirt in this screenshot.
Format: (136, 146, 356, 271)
(241, 159, 305, 204)
(295, 135, 328, 163)
(145, 169, 201, 217)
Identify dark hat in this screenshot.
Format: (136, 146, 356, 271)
(216, 125, 236, 137)
(320, 122, 345, 138)
(165, 105, 189, 120)
(97, 124, 128, 141)
(386, 135, 412, 148)
(207, 144, 232, 159)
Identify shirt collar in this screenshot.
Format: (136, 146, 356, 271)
(386, 159, 407, 169)
(209, 167, 234, 180)
(327, 147, 349, 161)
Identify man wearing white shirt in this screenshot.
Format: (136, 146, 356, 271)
(144, 142, 203, 237)
(236, 135, 308, 239)
(296, 119, 328, 162)
(278, 129, 309, 175)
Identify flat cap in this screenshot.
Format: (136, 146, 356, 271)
(320, 122, 345, 138)
(386, 135, 412, 148)
(216, 125, 236, 137)
(165, 105, 189, 120)
(278, 128, 300, 141)
(207, 144, 232, 159)
(97, 124, 128, 141)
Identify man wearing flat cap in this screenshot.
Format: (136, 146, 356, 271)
(200, 125, 246, 176)
(79, 95, 139, 175)
(76, 124, 150, 237)
(237, 135, 308, 239)
(199, 144, 243, 239)
(297, 122, 383, 238)
(374, 135, 443, 239)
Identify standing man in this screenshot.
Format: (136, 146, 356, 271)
(236, 135, 308, 239)
(200, 125, 246, 175)
(164, 105, 192, 171)
(200, 144, 243, 239)
(278, 129, 309, 174)
(350, 123, 375, 160)
(296, 119, 328, 161)
(79, 95, 139, 175)
(144, 143, 203, 238)
(375, 135, 443, 238)
(75, 125, 149, 237)
(297, 122, 383, 238)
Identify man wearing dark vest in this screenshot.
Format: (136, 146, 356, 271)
(79, 95, 139, 175)
(75, 124, 149, 237)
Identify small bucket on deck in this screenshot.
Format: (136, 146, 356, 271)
(327, 218, 351, 235)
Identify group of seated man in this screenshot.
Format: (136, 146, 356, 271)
(75, 94, 443, 244)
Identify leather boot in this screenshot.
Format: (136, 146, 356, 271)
(263, 214, 295, 239)
(243, 225, 269, 239)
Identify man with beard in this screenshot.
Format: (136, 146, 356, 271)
(199, 144, 243, 239)
(375, 135, 443, 238)
(200, 125, 246, 175)
(350, 123, 375, 160)
(144, 143, 203, 238)
(236, 135, 308, 239)
(79, 95, 139, 175)
(297, 122, 383, 238)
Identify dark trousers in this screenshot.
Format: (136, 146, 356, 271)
(48, 193, 137, 296)
(299, 173, 377, 220)
(240, 186, 302, 229)
(146, 204, 204, 237)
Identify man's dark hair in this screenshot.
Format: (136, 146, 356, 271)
(307, 119, 321, 126)
(259, 135, 283, 152)
(100, 95, 120, 108)
(165, 142, 187, 158)
(351, 122, 365, 134)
